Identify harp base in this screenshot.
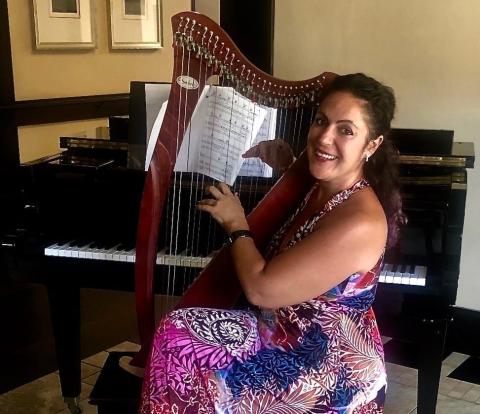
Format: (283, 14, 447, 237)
(89, 352, 142, 413)
(119, 356, 145, 378)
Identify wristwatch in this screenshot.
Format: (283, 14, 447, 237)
(227, 229, 253, 245)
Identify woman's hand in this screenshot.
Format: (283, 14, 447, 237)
(197, 182, 249, 234)
(242, 139, 295, 173)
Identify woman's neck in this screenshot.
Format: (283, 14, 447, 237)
(314, 174, 366, 206)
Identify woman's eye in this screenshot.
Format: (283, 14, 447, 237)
(314, 117, 325, 126)
(340, 127, 353, 135)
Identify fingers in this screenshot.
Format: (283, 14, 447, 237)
(242, 140, 294, 171)
(206, 182, 232, 199)
(242, 144, 260, 158)
(207, 185, 224, 199)
(217, 182, 231, 195)
(196, 200, 215, 214)
(197, 198, 216, 207)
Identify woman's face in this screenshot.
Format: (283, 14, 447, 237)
(307, 91, 381, 189)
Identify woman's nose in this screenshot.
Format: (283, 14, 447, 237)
(317, 126, 334, 145)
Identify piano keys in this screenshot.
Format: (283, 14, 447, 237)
(44, 239, 428, 285)
(43, 241, 215, 268)
(380, 263, 427, 286)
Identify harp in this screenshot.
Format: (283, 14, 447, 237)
(131, 11, 337, 368)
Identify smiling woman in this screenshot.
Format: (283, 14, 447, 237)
(306, 91, 384, 196)
(139, 74, 404, 413)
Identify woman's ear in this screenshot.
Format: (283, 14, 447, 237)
(367, 135, 384, 157)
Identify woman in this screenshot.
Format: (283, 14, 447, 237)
(139, 73, 403, 413)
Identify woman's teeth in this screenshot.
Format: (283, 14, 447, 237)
(315, 150, 337, 160)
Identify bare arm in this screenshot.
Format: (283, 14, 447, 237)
(198, 183, 387, 309)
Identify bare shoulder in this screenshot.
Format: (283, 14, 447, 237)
(326, 188, 387, 230)
(312, 187, 387, 269)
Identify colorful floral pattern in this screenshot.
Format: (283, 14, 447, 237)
(140, 179, 386, 413)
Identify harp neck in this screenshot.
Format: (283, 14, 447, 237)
(172, 12, 337, 110)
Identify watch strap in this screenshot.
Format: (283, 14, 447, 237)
(228, 229, 253, 245)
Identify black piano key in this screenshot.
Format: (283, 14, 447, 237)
(69, 239, 90, 248)
(116, 242, 135, 251)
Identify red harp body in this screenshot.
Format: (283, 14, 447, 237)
(131, 11, 337, 367)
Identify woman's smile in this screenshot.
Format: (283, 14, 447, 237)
(312, 148, 338, 161)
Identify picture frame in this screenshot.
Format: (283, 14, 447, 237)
(32, 0, 96, 49)
(109, 0, 162, 50)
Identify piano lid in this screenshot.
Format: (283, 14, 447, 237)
(392, 129, 475, 168)
(391, 128, 453, 155)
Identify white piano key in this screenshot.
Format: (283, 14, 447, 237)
(104, 244, 121, 261)
(166, 255, 182, 266)
(66, 243, 80, 258)
(84, 244, 96, 259)
(78, 242, 93, 259)
(181, 255, 193, 267)
(414, 265, 427, 286)
(401, 265, 412, 285)
(174, 250, 187, 267)
(384, 263, 394, 284)
(111, 247, 125, 262)
(126, 249, 136, 263)
(162, 253, 172, 266)
(92, 247, 105, 260)
(156, 248, 167, 265)
(58, 241, 74, 257)
(191, 256, 205, 269)
(45, 243, 61, 256)
(115, 245, 133, 262)
(393, 264, 403, 284)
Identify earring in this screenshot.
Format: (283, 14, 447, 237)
(365, 153, 370, 163)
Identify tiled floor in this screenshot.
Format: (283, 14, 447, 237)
(1, 341, 480, 414)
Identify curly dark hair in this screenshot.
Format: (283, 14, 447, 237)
(324, 73, 405, 247)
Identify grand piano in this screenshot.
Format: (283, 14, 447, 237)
(8, 110, 474, 412)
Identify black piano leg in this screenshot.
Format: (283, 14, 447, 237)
(47, 281, 82, 413)
(416, 318, 448, 414)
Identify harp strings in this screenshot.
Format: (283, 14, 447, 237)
(163, 16, 318, 304)
(187, 28, 209, 291)
(164, 19, 188, 305)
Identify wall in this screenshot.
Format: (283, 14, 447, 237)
(7, 0, 191, 162)
(8, 0, 191, 100)
(18, 119, 108, 163)
(274, 0, 480, 310)
(194, 0, 220, 23)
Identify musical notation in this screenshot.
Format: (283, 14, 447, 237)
(174, 86, 269, 185)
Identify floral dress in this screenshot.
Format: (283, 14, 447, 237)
(139, 179, 386, 414)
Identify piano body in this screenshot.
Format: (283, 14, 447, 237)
(14, 122, 474, 414)
(374, 130, 475, 413)
(10, 12, 476, 413)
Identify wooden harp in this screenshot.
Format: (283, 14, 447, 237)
(131, 11, 337, 367)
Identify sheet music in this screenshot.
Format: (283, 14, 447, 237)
(174, 86, 267, 185)
(145, 100, 168, 170)
(144, 83, 171, 171)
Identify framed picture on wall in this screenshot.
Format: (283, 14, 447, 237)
(32, 0, 96, 49)
(109, 0, 163, 49)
